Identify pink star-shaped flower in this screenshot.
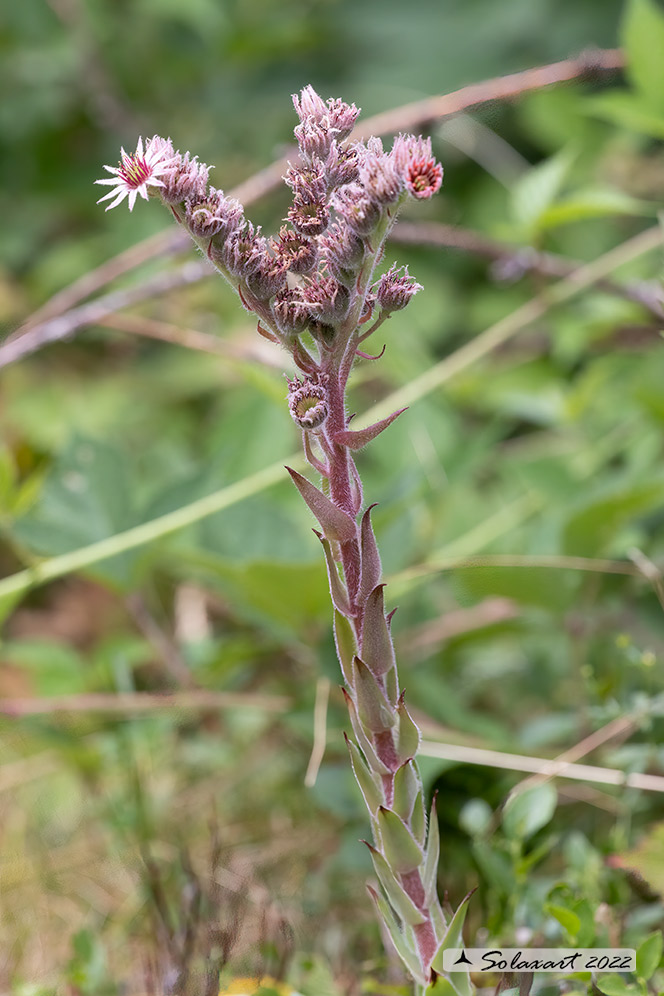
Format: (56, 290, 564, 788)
(95, 137, 178, 211)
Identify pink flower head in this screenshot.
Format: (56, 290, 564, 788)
(391, 134, 443, 199)
(95, 136, 178, 211)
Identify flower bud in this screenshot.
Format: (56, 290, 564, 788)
(325, 143, 360, 189)
(185, 187, 244, 240)
(391, 134, 443, 200)
(287, 374, 329, 430)
(374, 264, 422, 313)
(332, 184, 381, 237)
(301, 273, 350, 323)
(319, 221, 365, 283)
(292, 85, 329, 125)
(288, 197, 330, 238)
(359, 142, 403, 205)
(245, 253, 289, 300)
(294, 120, 333, 161)
(212, 222, 266, 279)
(160, 151, 210, 204)
(273, 226, 318, 274)
(272, 286, 312, 336)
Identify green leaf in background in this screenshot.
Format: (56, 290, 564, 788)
(13, 435, 140, 585)
(510, 149, 574, 235)
(536, 189, 651, 231)
(453, 564, 579, 612)
(596, 976, 638, 996)
(502, 782, 557, 840)
(458, 798, 493, 838)
(622, 0, 664, 111)
(584, 91, 664, 138)
(635, 929, 663, 981)
(545, 903, 581, 939)
(562, 480, 664, 556)
(609, 822, 664, 895)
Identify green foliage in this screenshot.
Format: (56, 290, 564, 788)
(3, 0, 664, 992)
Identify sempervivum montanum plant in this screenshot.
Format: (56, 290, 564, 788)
(96, 87, 472, 995)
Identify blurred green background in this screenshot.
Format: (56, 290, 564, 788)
(2, 1, 664, 993)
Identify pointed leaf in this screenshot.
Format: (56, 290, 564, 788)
(393, 759, 420, 823)
(376, 807, 424, 874)
(365, 842, 427, 926)
(423, 794, 441, 905)
(357, 504, 382, 603)
(334, 609, 357, 686)
(411, 788, 426, 846)
(333, 408, 407, 450)
(503, 782, 557, 841)
(286, 467, 357, 542)
(636, 929, 663, 981)
(396, 692, 421, 763)
(345, 734, 382, 816)
(431, 890, 475, 980)
(360, 584, 396, 677)
(342, 688, 390, 775)
(314, 531, 352, 616)
(352, 656, 394, 733)
(366, 885, 427, 985)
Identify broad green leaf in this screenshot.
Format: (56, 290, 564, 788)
(511, 149, 574, 234)
(596, 976, 635, 996)
(545, 903, 581, 940)
(502, 782, 557, 840)
(622, 0, 664, 110)
(636, 930, 663, 981)
(584, 91, 664, 139)
(564, 480, 664, 557)
(537, 189, 651, 231)
(453, 564, 579, 612)
(472, 840, 514, 895)
(458, 799, 492, 838)
(610, 823, 664, 896)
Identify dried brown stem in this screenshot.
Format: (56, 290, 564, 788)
(6, 48, 624, 360)
(392, 221, 664, 318)
(0, 689, 291, 717)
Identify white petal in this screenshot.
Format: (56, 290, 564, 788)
(128, 189, 139, 211)
(146, 177, 164, 188)
(95, 177, 122, 186)
(138, 185, 149, 200)
(104, 189, 129, 211)
(102, 164, 120, 174)
(97, 186, 123, 203)
(135, 136, 144, 157)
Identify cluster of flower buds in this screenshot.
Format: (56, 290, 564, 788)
(95, 87, 457, 992)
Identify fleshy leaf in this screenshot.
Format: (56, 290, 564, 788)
(357, 504, 382, 603)
(345, 734, 382, 816)
(367, 885, 427, 985)
(334, 609, 356, 686)
(364, 841, 427, 926)
(332, 408, 407, 450)
(286, 466, 357, 542)
(376, 806, 424, 874)
(396, 692, 421, 763)
(423, 794, 441, 906)
(352, 656, 394, 733)
(430, 890, 475, 988)
(392, 759, 420, 824)
(314, 531, 352, 616)
(360, 584, 396, 677)
(341, 688, 390, 775)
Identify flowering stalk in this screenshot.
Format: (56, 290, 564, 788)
(96, 87, 471, 993)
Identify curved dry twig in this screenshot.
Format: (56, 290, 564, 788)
(5, 47, 624, 359)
